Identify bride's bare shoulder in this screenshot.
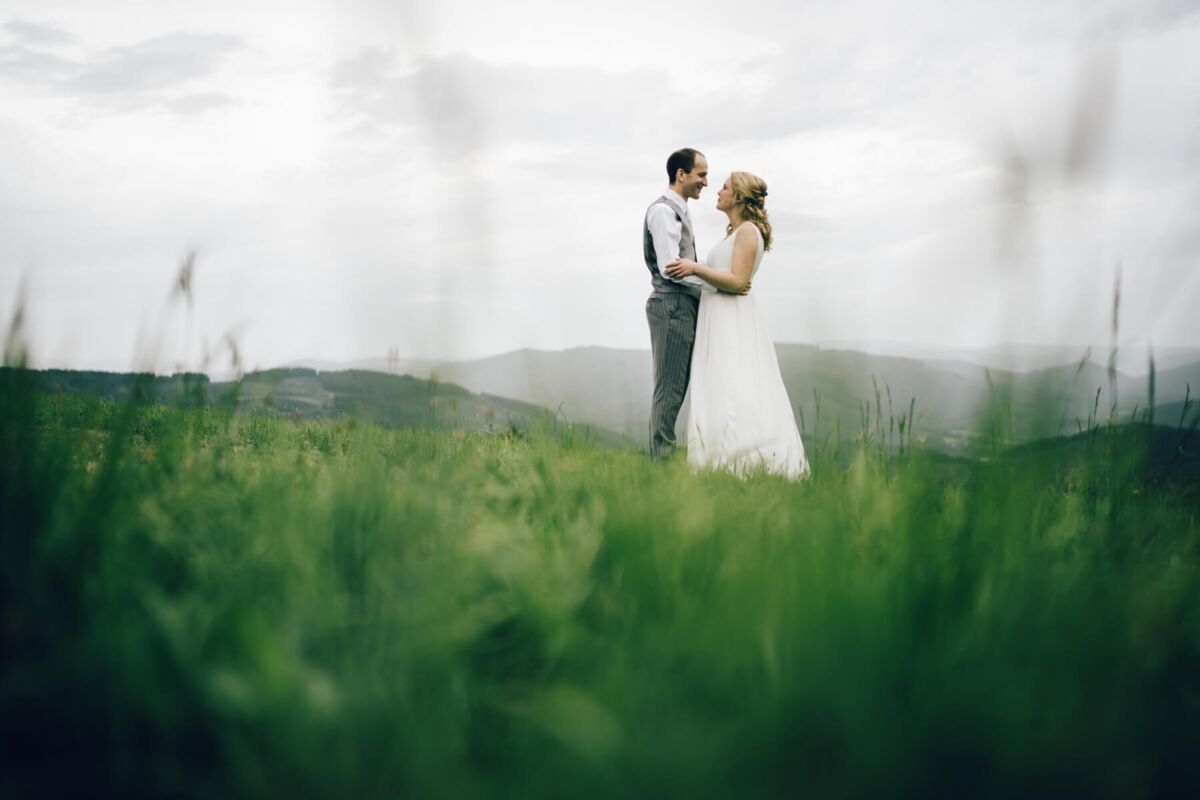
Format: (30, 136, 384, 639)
(733, 222, 760, 242)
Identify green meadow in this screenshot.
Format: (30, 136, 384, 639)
(2, 367, 1199, 798)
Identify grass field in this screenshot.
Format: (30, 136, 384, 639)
(2, 366, 1199, 798)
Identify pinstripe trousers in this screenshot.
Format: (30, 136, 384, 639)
(646, 291, 699, 459)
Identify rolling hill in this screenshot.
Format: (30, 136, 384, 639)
(336, 345, 1199, 456)
(12, 367, 631, 449)
(21, 343, 1197, 458)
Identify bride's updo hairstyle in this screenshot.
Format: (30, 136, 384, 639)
(728, 171, 773, 252)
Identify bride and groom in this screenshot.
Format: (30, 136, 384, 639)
(644, 147, 810, 479)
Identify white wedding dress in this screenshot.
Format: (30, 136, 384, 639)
(685, 225, 810, 479)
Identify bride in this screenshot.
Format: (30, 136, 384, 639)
(663, 172, 810, 480)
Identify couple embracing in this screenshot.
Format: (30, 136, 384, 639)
(644, 147, 810, 480)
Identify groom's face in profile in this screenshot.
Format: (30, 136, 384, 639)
(677, 155, 708, 201)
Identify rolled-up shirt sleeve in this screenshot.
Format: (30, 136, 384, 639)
(647, 204, 683, 275)
(647, 202, 703, 287)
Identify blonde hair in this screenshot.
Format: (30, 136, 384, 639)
(726, 171, 773, 252)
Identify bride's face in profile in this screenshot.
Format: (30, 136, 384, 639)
(715, 177, 734, 213)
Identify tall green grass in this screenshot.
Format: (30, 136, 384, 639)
(2, 368, 1199, 798)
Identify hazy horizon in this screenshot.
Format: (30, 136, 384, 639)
(22, 338, 1200, 382)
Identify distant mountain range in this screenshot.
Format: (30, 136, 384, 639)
(15, 367, 630, 448)
(293, 344, 1199, 456)
(809, 341, 1200, 376)
(17, 343, 1198, 458)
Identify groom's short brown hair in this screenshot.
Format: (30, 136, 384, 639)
(667, 148, 704, 184)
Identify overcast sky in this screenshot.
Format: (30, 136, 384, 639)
(2, 0, 1198, 373)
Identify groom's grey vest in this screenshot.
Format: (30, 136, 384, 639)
(644, 196, 701, 298)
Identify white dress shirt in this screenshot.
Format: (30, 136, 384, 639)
(647, 190, 704, 287)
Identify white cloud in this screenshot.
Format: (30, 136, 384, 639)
(2, 18, 71, 46)
(61, 32, 241, 94)
(0, 27, 243, 115)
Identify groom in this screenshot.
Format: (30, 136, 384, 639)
(644, 147, 708, 459)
